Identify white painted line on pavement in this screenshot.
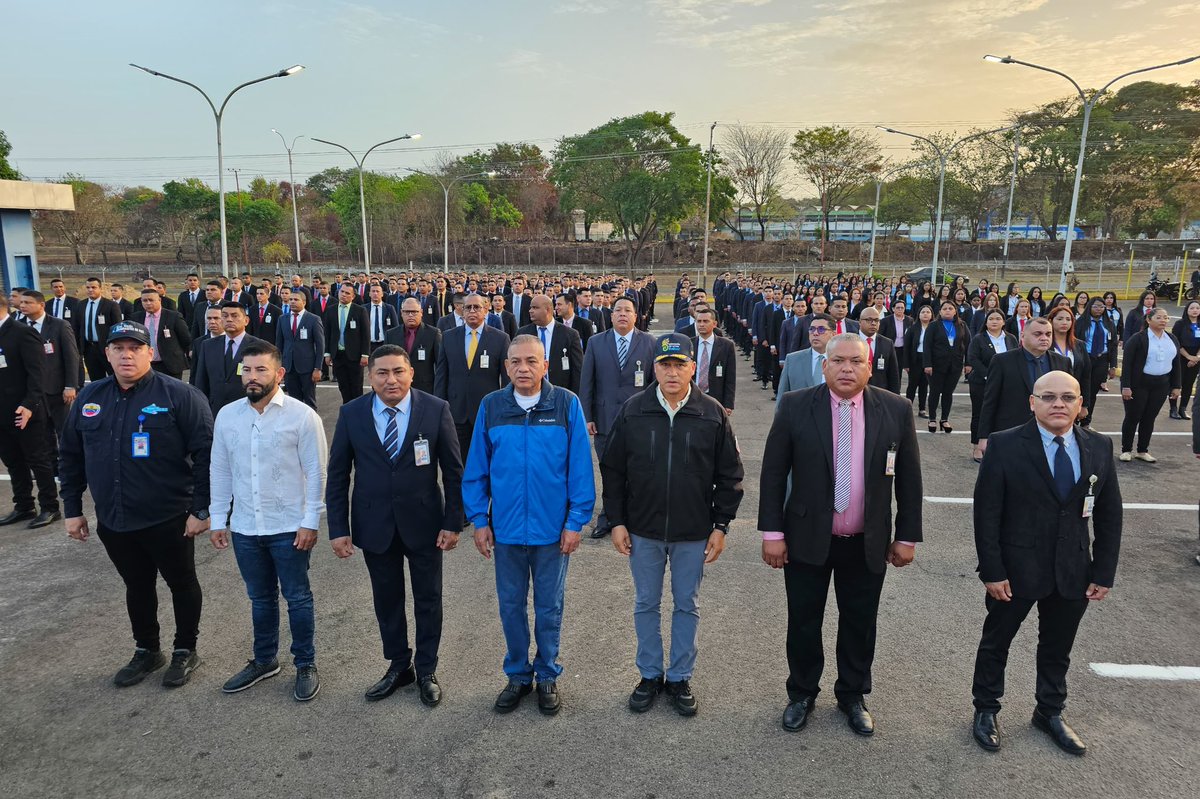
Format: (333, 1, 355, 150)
(1090, 663, 1200, 681)
(0, 475, 9, 481)
(925, 496, 1197, 511)
(928, 429, 1190, 436)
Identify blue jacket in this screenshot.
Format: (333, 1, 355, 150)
(463, 380, 595, 545)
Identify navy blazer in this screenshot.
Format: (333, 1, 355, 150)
(578, 328, 656, 435)
(326, 389, 464, 553)
(276, 310, 325, 375)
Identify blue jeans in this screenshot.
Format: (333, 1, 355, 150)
(493, 542, 569, 684)
(231, 532, 315, 667)
(630, 535, 706, 681)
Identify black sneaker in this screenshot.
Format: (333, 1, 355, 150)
(113, 648, 166, 687)
(222, 659, 281, 694)
(293, 665, 320, 702)
(628, 676, 664, 713)
(162, 649, 200, 688)
(536, 681, 561, 716)
(494, 680, 533, 713)
(665, 679, 697, 717)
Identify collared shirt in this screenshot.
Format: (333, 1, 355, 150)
(656, 383, 692, 421)
(813, 350, 826, 382)
(892, 315, 906, 345)
(372, 391, 412, 454)
(831, 390, 866, 537)
(1023, 348, 1049, 385)
(223, 331, 246, 359)
(1037, 422, 1080, 483)
(144, 310, 162, 361)
(1144, 330, 1174, 375)
(463, 323, 486, 361)
(209, 388, 327, 534)
(26, 312, 45, 335)
(370, 302, 387, 342)
(537, 318, 556, 359)
(988, 333, 1008, 353)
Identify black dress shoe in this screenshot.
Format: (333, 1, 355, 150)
(0, 509, 36, 526)
(418, 673, 442, 707)
(222, 659, 281, 693)
(494, 680, 532, 713)
(973, 710, 1000, 751)
(782, 697, 815, 732)
(837, 700, 875, 736)
(589, 526, 611, 540)
(664, 679, 697, 717)
(536, 681, 561, 716)
(1032, 709, 1086, 756)
(1179, 410, 1191, 421)
(628, 676, 664, 713)
(28, 509, 62, 529)
(365, 665, 415, 702)
(294, 665, 320, 702)
(1169, 409, 1182, 420)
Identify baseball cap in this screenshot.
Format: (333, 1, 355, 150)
(106, 320, 152, 346)
(654, 333, 694, 362)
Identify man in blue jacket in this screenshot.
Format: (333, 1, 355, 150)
(464, 334, 595, 716)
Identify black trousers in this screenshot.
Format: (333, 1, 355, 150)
(363, 533, 444, 676)
(331, 353, 364, 404)
(284, 369, 318, 409)
(0, 413, 57, 512)
(968, 381, 986, 444)
(755, 343, 771, 384)
(1172, 356, 1199, 411)
(928, 366, 961, 422)
(905, 367, 929, 410)
(97, 513, 202, 652)
(43, 393, 68, 477)
(82, 341, 112, 382)
(783, 535, 886, 703)
(1082, 353, 1110, 423)
(971, 591, 1088, 716)
(1121, 374, 1170, 453)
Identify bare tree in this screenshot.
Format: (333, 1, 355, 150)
(722, 125, 792, 240)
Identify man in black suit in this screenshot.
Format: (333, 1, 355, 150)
(190, 280, 225, 340)
(970, 370, 1122, 756)
(386, 297, 440, 395)
(110, 284, 137, 319)
(576, 287, 606, 334)
(415, 279, 440, 326)
(759, 333, 923, 737)
(519, 295, 583, 394)
(506, 277, 532, 329)
(434, 294, 510, 460)
(858, 308, 901, 394)
(323, 284, 371, 404)
(0, 294, 60, 528)
(365, 283, 400, 353)
(795, 295, 829, 352)
(487, 294, 518, 340)
(247, 286, 283, 346)
(190, 305, 223, 376)
(18, 290, 80, 483)
(555, 292, 594, 351)
(193, 302, 267, 416)
(436, 293, 466, 333)
(78, 277, 124, 382)
(276, 291, 324, 410)
(692, 307, 736, 414)
(131, 288, 192, 381)
(150, 280, 177, 312)
(177, 273, 203, 328)
(326, 345, 463, 706)
(47, 278, 82, 335)
(288, 274, 313, 307)
(978, 317, 1071, 454)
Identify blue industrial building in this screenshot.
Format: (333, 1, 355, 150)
(0, 179, 74, 292)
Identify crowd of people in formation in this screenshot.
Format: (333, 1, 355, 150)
(0, 262, 1195, 756)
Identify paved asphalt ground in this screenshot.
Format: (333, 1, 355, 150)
(1, 311, 1197, 799)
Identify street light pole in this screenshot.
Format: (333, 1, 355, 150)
(1001, 127, 1021, 277)
(272, 129, 304, 269)
(130, 63, 304, 278)
(311, 134, 422, 268)
(701, 121, 717, 292)
(984, 53, 1200, 293)
(405, 169, 497, 273)
(877, 124, 1016, 286)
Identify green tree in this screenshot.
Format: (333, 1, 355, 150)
(0, 130, 19, 180)
(38, 175, 118, 265)
(790, 126, 882, 251)
(262, 241, 293, 265)
(116, 186, 164, 247)
(552, 111, 707, 268)
(161, 178, 218, 260)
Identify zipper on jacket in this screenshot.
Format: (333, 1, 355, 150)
(663, 413, 674, 540)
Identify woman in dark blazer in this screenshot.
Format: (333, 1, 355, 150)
(923, 300, 971, 434)
(1170, 300, 1200, 420)
(904, 304, 934, 416)
(1048, 306, 1091, 423)
(1122, 290, 1157, 344)
(966, 308, 1016, 461)
(1075, 297, 1119, 424)
(1026, 286, 1046, 318)
(1003, 298, 1034, 338)
(1119, 307, 1182, 461)
(1101, 291, 1123, 338)
(970, 291, 1002, 335)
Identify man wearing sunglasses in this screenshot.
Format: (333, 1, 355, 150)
(778, 313, 835, 398)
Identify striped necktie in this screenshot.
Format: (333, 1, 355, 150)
(834, 400, 852, 513)
(382, 406, 399, 461)
(617, 335, 628, 370)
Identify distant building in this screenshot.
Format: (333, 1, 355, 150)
(0, 179, 74, 292)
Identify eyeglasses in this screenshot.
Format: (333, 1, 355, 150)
(809, 326, 830, 334)
(1033, 393, 1079, 404)
(400, 309, 421, 314)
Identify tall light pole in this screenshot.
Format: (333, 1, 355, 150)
(272, 129, 304, 269)
(1001, 127, 1021, 277)
(311, 134, 422, 268)
(984, 53, 1200, 292)
(868, 160, 932, 271)
(877, 124, 1016, 286)
(405, 169, 496, 273)
(701, 121, 717, 292)
(130, 63, 304, 278)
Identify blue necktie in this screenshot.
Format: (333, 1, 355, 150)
(383, 407, 399, 462)
(1090, 320, 1104, 355)
(540, 327, 549, 357)
(617, 335, 628, 370)
(1053, 436, 1074, 502)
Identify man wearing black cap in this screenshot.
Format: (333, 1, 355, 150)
(60, 320, 215, 689)
(600, 332, 745, 717)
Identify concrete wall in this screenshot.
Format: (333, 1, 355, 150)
(1, 210, 39, 292)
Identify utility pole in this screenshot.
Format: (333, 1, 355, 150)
(230, 168, 250, 272)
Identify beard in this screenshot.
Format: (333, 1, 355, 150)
(245, 379, 277, 402)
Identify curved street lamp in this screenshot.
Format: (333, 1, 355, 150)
(272, 129, 304, 269)
(405, 168, 497, 273)
(984, 53, 1200, 292)
(865, 160, 935, 271)
(311, 135, 422, 268)
(130, 63, 304, 277)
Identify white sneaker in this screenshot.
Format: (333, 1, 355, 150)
(1118, 451, 1132, 462)
(1134, 452, 1157, 463)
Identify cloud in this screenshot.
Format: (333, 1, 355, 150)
(553, 0, 611, 14)
(498, 49, 547, 75)
(330, 2, 448, 43)
(649, 0, 773, 28)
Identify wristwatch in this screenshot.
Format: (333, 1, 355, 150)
(192, 509, 210, 521)
(713, 523, 729, 534)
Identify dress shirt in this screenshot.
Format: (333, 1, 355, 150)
(988, 333, 1008, 354)
(1144, 330, 1174, 375)
(85, 298, 100, 341)
(223, 331, 247, 359)
(370, 302, 387, 342)
(656, 384, 692, 421)
(373, 391, 412, 453)
(208, 389, 328, 534)
(916, 325, 927, 353)
(1022, 348, 1049, 385)
(26, 313, 44, 335)
(463, 323, 486, 360)
(831, 390, 865, 537)
(891, 316, 905, 345)
(537, 319, 556, 359)
(1037, 423, 1081, 483)
(51, 296, 65, 318)
(813, 351, 826, 382)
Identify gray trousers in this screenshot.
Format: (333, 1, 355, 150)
(630, 534, 706, 682)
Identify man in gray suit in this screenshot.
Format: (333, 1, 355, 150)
(579, 296, 655, 539)
(778, 313, 835, 400)
(19, 290, 80, 471)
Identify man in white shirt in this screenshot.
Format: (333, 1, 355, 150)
(208, 339, 328, 702)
